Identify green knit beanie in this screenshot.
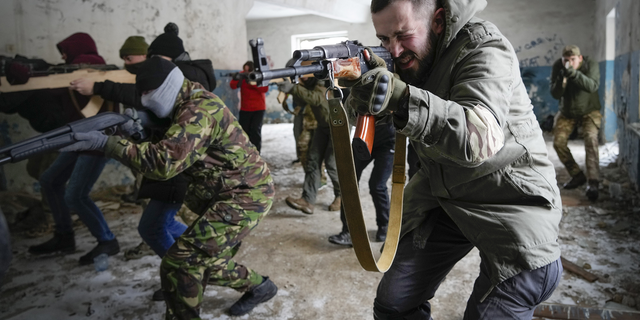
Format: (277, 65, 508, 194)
(119, 36, 149, 58)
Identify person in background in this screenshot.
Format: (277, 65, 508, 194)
(230, 61, 268, 153)
(328, 109, 395, 246)
(550, 45, 602, 201)
(59, 57, 277, 318)
(29, 32, 120, 266)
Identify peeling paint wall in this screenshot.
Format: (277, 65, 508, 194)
(0, 0, 255, 194)
(595, 0, 640, 188)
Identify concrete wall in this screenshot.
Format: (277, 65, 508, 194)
(479, 0, 597, 123)
(0, 0, 255, 194)
(246, 14, 378, 123)
(595, 0, 640, 188)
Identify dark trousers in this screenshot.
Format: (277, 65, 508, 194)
(40, 152, 113, 242)
(374, 208, 562, 319)
(340, 123, 395, 231)
(239, 110, 265, 152)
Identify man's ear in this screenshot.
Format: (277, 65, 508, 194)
(431, 8, 446, 35)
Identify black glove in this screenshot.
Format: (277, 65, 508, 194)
(119, 109, 144, 139)
(338, 48, 407, 116)
(59, 131, 108, 152)
(277, 80, 295, 93)
(232, 72, 248, 81)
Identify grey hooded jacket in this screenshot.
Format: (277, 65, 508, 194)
(396, 0, 562, 297)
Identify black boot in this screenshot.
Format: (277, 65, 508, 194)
(586, 180, 599, 201)
(28, 231, 75, 255)
(152, 288, 165, 301)
(563, 171, 587, 189)
(229, 277, 278, 316)
(79, 238, 120, 265)
(375, 226, 388, 242)
(328, 231, 352, 247)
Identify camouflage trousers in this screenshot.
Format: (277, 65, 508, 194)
(553, 110, 602, 180)
(160, 183, 275, 320)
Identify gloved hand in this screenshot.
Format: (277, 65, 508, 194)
(232, 72, 248, 81)
(119, 108, 144, 138)
(563, 61, 577, 77)
(277, 80, 295, 93)
(59, 131, 108, 152)
(338, 48, 407, 116)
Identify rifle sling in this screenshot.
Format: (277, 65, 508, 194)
(328, 97, 405, 272)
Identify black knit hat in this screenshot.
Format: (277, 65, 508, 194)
(136, 56, 177, 93)
(147, 23, 184, 60)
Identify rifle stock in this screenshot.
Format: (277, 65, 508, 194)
(248, 38, 394, 160)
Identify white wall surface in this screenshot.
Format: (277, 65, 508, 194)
(479, 0, 597, 67)
(0, 0, 254, 69)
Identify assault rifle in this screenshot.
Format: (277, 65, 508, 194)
(2, 55, 120, 85)
(0, 110, 167, 165)
(248, 38, 394, 160)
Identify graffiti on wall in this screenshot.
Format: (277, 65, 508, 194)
(516, 34, 566, 68)
(513, 34, 568, 123)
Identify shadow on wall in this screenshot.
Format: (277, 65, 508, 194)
(520, 66, 559, 126)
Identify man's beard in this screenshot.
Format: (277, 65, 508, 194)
(396, 30, 439, 86)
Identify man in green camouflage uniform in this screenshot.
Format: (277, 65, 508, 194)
(59, 57, 277, 319)
(551, 45, 602, 201)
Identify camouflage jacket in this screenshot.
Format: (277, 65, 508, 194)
(105, 80, 273, 214)
(550, 56, 601, 118)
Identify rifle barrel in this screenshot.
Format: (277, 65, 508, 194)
(249, 64, 325, 84)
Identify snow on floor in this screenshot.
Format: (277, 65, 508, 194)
(1, 124, 639, 320)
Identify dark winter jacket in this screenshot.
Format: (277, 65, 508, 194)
(550, 56, 601, 119)
(57, 33, 106, 65)
(230, 72, 268, 112)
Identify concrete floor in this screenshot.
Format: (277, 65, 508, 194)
(0, 125, 639, 319)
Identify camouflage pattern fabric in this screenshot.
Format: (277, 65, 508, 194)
(105, 79, 274, 320)
(553, 110, 601, 180)
(465, 104, 505, 164)
(298, 105, 317, 169)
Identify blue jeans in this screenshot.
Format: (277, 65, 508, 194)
(40, 152, 113, 242)
(374, 208, 562, 319)
(138, 199, 187, 257)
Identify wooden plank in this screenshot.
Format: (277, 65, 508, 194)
(0, 69, 135, 93)
(534, 303, 640, 319)
(561, 256, 599, 282)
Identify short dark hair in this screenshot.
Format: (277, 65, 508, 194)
(371, 0, 439, 19)
(243, 61, 254, 71)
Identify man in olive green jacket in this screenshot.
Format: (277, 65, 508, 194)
(278, 79, 342, 214)
(550, 45, 602, 201)
(341, 0, 563, 318)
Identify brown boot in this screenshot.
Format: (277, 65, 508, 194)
(328, 196, 341, 211)
(563, 171, 587, 189)
(285, 197, 314, 214)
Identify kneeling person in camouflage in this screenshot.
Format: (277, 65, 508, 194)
(59, 56, 276, 319)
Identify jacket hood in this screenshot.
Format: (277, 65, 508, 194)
(435, 0, 487, 59)
(57, 33, 103, 64)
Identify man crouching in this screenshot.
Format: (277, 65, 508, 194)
(59, 56, 276, 319)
